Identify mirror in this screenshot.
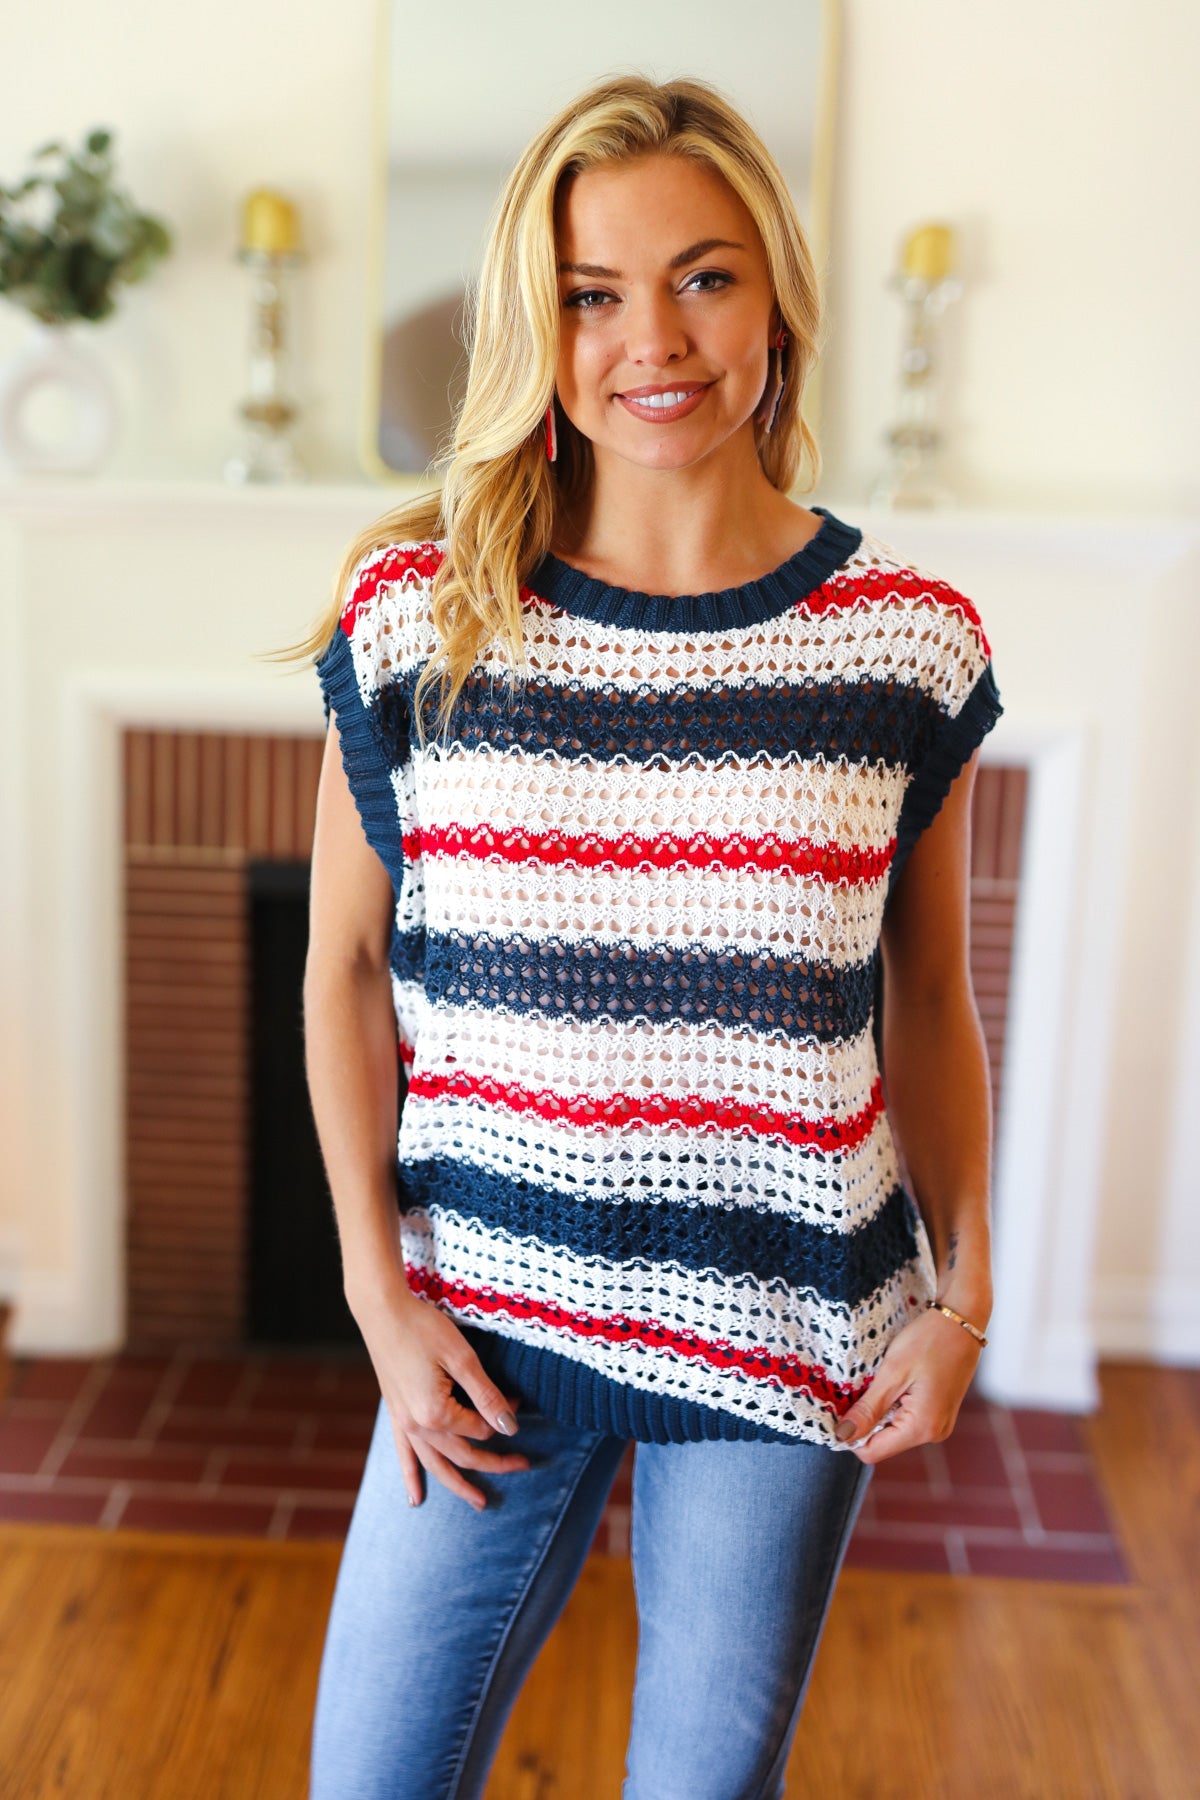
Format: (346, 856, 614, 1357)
(361, 0, 839, 482)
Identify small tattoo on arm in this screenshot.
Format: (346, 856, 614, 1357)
(947, 1231, 959, 1270)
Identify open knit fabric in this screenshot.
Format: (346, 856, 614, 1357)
(314, 505, 1003, 1447)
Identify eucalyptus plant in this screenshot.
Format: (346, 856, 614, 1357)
(0, 127, 172, 325)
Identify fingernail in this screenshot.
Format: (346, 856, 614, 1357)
(408, 1494, 418, 1506)
(494, 1410, 518, 1436)
(834, 1419, 857, 1441)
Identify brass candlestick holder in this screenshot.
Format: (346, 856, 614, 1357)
(869, 223, 963, 510)
(223, 189, 306, 484)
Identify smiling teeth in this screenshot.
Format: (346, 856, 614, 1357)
(625, 390, 695, 409)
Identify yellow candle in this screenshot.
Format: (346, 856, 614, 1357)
(901, 223, 956, 284)
(240, 190, 300, 256)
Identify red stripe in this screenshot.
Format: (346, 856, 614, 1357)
(407, 1067, 885, 1154)
(340, 549, 989, 666)
(340, 542, 445, 636)
(801, 569, 991, 657)
(418, 821, 894, 885)
(404, 1265, 871, 1414)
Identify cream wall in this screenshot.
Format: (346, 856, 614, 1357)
(1, 1, 1196, 506)
(822, 1, 1200, 515)
(1, 2, 1197, 1365)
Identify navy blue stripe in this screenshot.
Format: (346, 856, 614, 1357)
(412, 666, 947, 772)
(454, 1327, 833, 1442)
(397, 1156, 923, 1310)
(420, 927, 876, 1044)
(389, 926, 427, 989)
(526, 506, 864, 633)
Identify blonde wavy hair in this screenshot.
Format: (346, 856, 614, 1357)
(270, 71, 825, 747)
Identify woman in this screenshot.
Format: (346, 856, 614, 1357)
(291, 73, 1001, 1800)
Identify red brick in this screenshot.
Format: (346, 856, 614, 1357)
(171, 1360, 249, 1408)
(76, 1394, 158, 1440)
(842, 1533, 954, 1574)
(286, 1503, 356, 1540)
(155, 1413, 299, 1451)
(117, 1494, 277, 1535)
(56, 1445, 209, 1484)
(963, 1541, 1130, 1584)
(218, 1455, 365, 1493)
(938, 1430, 1010, 1488)
(0, 1416, 64, 1474)
(873, 1488, 1022, 1531)
(1027, 1467, 1118, 1536)
(1010, 1407, 1089, 1455)
(0, 1489, 110, 1525)
(5, 1358, 96, 1403)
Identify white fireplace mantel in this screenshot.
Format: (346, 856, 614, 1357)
(3, 478, 1198, 1410)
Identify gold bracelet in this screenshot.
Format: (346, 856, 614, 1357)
(925, 1298, 989, 1346)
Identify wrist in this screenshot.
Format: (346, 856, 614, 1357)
(344, 1246, 417, 1323)
(931, 1276, 993, 1329)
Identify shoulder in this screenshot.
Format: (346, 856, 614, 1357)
(328, 537, 447, 700)
(836, 528, 995, 714)
(337, 538, 447, 641)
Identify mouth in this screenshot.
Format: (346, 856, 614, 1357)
(614, 381, 713, 423)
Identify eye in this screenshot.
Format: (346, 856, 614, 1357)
(564, 266, 734, 309)
(683, 270, 733, 294)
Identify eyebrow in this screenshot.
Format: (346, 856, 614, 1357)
(557, 237, 746, 278)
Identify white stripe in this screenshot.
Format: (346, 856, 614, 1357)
(420, 855, 889, 968)
(391, 973, 427, 1059)
(418, 748, 906, 856)
(517, 597, 988, 710)
(397, 1208, 935, 1411)
(408, 1001, 881, 1123)
(353, 538, 989, 719)
(398, 1093, 902, 1235)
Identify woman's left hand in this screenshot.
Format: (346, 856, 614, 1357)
(832, 1304, 985, 1463)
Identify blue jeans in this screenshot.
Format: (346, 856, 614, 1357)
(310, 1394, 873, 1800)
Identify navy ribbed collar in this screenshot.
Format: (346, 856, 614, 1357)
(526, 505, 862, 632)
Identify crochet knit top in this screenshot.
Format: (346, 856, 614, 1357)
(314, 505, 1003, 1448)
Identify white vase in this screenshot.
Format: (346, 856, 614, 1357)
(0, 318, 121, 476)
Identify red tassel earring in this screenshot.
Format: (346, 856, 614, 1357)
(760, 326, 788, 433)
(543, 401, 558, 463)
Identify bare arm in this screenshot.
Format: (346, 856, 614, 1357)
(303, 711, 530, 1508)
(879, 747, 994, 1327)
(303, 717, 408, 1311)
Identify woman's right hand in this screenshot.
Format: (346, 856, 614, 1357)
(350, 1273, 532, 1512)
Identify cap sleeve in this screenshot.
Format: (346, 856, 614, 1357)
(891, 583, 1003, 882)
(314, 548, 417, 892)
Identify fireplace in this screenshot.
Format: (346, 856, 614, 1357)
(121, 725, 1027, 1353)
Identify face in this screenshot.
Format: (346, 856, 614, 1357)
(552, 153, 780, 472)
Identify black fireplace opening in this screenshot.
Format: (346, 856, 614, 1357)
(246, 857, 373, 1352)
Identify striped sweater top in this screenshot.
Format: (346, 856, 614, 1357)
(314, 504, 1002, 1449)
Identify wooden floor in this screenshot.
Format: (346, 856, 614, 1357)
(0, 1360, 1195, 1799)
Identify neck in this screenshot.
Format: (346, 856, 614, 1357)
(554, 424, 819, 596)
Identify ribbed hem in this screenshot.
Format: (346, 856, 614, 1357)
(525, 506, 863, 633)
(313, 630, 408, 892)
(456, 1323, 841, 1447)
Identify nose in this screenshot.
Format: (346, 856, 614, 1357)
(621, 289, 689, 369)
